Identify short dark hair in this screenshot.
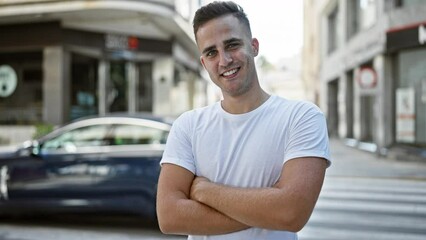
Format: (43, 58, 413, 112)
(193, 1, 251, 39)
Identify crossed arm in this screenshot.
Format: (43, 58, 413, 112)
(156, 157, 327, 235)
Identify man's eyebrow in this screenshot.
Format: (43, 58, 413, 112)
(202, 45, 216, 55)
(201, 38, 243, 55)
(223, 38, 242, 45)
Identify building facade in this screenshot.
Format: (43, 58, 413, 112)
(303, 0, 426, 160)
(0, 0, 207, 130)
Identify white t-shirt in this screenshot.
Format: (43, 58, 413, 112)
(161, 95, 331, 240)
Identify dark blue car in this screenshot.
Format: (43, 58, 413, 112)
(0, 113, 172, 221)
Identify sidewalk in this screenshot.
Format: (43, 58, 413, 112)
(327, 138, 426, 180)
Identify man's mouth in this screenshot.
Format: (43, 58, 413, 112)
(221, 68, 240, 77)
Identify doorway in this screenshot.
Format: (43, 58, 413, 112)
(346, 71, 354, 138)
(70, 53, 98, 120)
(327, 79, 339, 137)
(108, 61, 128, 112)
(360, 95, 375, 142)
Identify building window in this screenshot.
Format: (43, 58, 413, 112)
(359, 0, 377, 30)
(138, 62, 153, 112)
(347, 0, 377, 40)
(0, 51, 43, 124)
(108, 61, 128, 113)
(70, 53, 98, 120)
(327, 5, 339, 54)
(347, 0, 360, 39)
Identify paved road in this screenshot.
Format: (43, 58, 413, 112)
(299, 176, 426, 240)
(298, 139, 426, 240)
(0, 216, 185, 240)
(326, 138, 426, 180)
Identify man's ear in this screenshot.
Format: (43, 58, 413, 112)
(200, 56, 206, 69)
(251, 38, 259, 57)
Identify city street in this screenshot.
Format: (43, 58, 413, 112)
(299, 138, 426, 240)
(0, 214, 186, 240)
(300, 176, 426, 240)
(1, 138, 426, 240)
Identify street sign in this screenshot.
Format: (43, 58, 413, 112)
(0, 65, 18, 98)
(357, 67, 377, 89)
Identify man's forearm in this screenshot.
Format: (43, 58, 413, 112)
(156, 163, 250, 235)
(157, 192, 249, 235)
(191, 180, 293, 230)
(190, 158, 327, 232)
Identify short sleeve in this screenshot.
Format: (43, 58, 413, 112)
(160, 112, 196, 174)
(284, 103, 331, 167)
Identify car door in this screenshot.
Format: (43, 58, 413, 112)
(6, 123, 112, 207)
(93, 122, 169, 217)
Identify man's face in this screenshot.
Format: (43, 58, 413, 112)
(196, 14, 259, 98)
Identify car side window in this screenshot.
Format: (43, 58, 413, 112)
(42, 124, 111, 151)
(112, 124, 168, 145)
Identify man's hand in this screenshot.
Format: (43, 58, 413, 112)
(182, 157, 327, 232)
(190, 176, 211, 201)
(156, 164, 249, 235)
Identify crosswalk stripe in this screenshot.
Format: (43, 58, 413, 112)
(323, 177, 426, 194)
(316, 196, 426, 214)
(320, 190, 426, 203)
(308, 210, 426, 231)
(299, 177, 426, 240)
(322, 185, 426, 195)
(299, 225, 426, 240)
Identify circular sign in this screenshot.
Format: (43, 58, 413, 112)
(0, 65, 18, 97)
(358, 67, 377, 89)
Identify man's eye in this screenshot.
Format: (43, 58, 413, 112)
(206, 51, 217, 57)
(227, 43, 239, 49)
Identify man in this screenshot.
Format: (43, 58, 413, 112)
(156, 1, 331, 239)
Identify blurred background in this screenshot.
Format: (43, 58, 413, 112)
(0, 0, 426, 239)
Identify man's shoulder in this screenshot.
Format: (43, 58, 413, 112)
(173, 102, 219, 126)
(182, 102, 218, 118)
(270, 96, 321, 113)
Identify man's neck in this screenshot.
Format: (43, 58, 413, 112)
(221, 90, 270, 114)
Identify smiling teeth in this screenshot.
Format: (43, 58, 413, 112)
(223, 69, 238, 77)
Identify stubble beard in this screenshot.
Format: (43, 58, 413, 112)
(224, 77, 252, 97)
(222, 57, 256, 98)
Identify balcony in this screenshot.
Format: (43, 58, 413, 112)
(0, 0, 196, 54)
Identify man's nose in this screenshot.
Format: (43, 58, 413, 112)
(219, 51, 232, 66)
